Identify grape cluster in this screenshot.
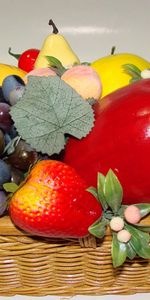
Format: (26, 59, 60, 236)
(0, 75, 39, 216)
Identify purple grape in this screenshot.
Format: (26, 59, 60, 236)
(0, 103, 12, 132)
(0, 191, 7, 216)
(0, 129, 5, 155)
(8, 125, 18, 139)
(0, 159, 11, 187)
(6, 140, 38, 171)
(4, 133, 11, 146)
(0, 87, 6, 103)
(11, 167, 24, 185)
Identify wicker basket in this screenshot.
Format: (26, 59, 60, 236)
(0, 215, 150, 296)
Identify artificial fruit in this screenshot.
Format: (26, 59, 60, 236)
(63, 79, 150, 204)
(9, 160, 102, 238)
(61, 64, 102, 100)
(91, 52, 150, 98)
(34, 19, 80, 69)
(8, 47, 40, 72)
(0, 64, 26, 85)
(23, 67, 56, 84)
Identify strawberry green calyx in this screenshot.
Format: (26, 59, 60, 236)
(87, 169, 150, 268)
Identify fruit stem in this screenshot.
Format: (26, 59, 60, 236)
(111, 46, 116, 55)
(8, 47, 20, 60)
(48, 19, 59, 34)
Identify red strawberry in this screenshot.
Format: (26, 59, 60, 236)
(9, 160, 102, 238)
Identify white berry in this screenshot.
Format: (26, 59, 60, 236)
(124, 205, 141, 224)
(141, 69, 150, 79)
(110, 217, 124, 232)
(117, 229, 131, 243)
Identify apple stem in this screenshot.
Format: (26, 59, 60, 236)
(48, 19, 59, 34)
(111, 46, 116, 55)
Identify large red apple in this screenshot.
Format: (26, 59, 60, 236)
(63, 79, 150, 204)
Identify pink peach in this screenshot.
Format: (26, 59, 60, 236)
(23, 67, 56, 84)
(61, 65, 102, 100)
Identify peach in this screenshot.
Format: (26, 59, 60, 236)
(23, 67, 56, 84)
(61, 65, 102, 100)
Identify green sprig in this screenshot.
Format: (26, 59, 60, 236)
(87, 169, 150, 268)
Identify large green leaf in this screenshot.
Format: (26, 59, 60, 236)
(97, 173, 108, 210)
(88, 217, 108, 238)
(134, 224, 150, 233)
(125, 223, 150, 259)
(134, 203, 150, 218)
(86, 187, 98, 201)
(104, 169, 123, 213)
(111, 233, 127, 267)
(10, 76, 94, 156)
(126, 242, 136, 260)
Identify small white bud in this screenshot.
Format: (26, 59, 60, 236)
(117, 229, 131, 243)
(141, 69, 150, 79)
(110, 216, 124, 232)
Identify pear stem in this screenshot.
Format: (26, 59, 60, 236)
(48, 19, 59, 34)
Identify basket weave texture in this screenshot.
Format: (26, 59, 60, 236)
(0, 215, 150, 296)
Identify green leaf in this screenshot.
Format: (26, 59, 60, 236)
(104, 169, 123, 213)
(134, 223, 150, 233)
(10, 76, 94, 156)
(118, 205, 128, 216)
(129, 77, 140, 84)
(81, 62, 91, 66)
(123, 64, 142, 78)
(97, 173, 108, 210)
(46, 56, 66, 74)
(88, 217, 108, 238)
(86, 186, 98, 201)
(3, 182, 19, 193)
(126, 242, 136, 260)
(125, 223, 150, 259)
(134, 203, 150, 218)
(111, 233, 127, 267)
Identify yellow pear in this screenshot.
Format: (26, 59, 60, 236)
(34, 20, 80, 69)
(0, 64, 26, 85)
